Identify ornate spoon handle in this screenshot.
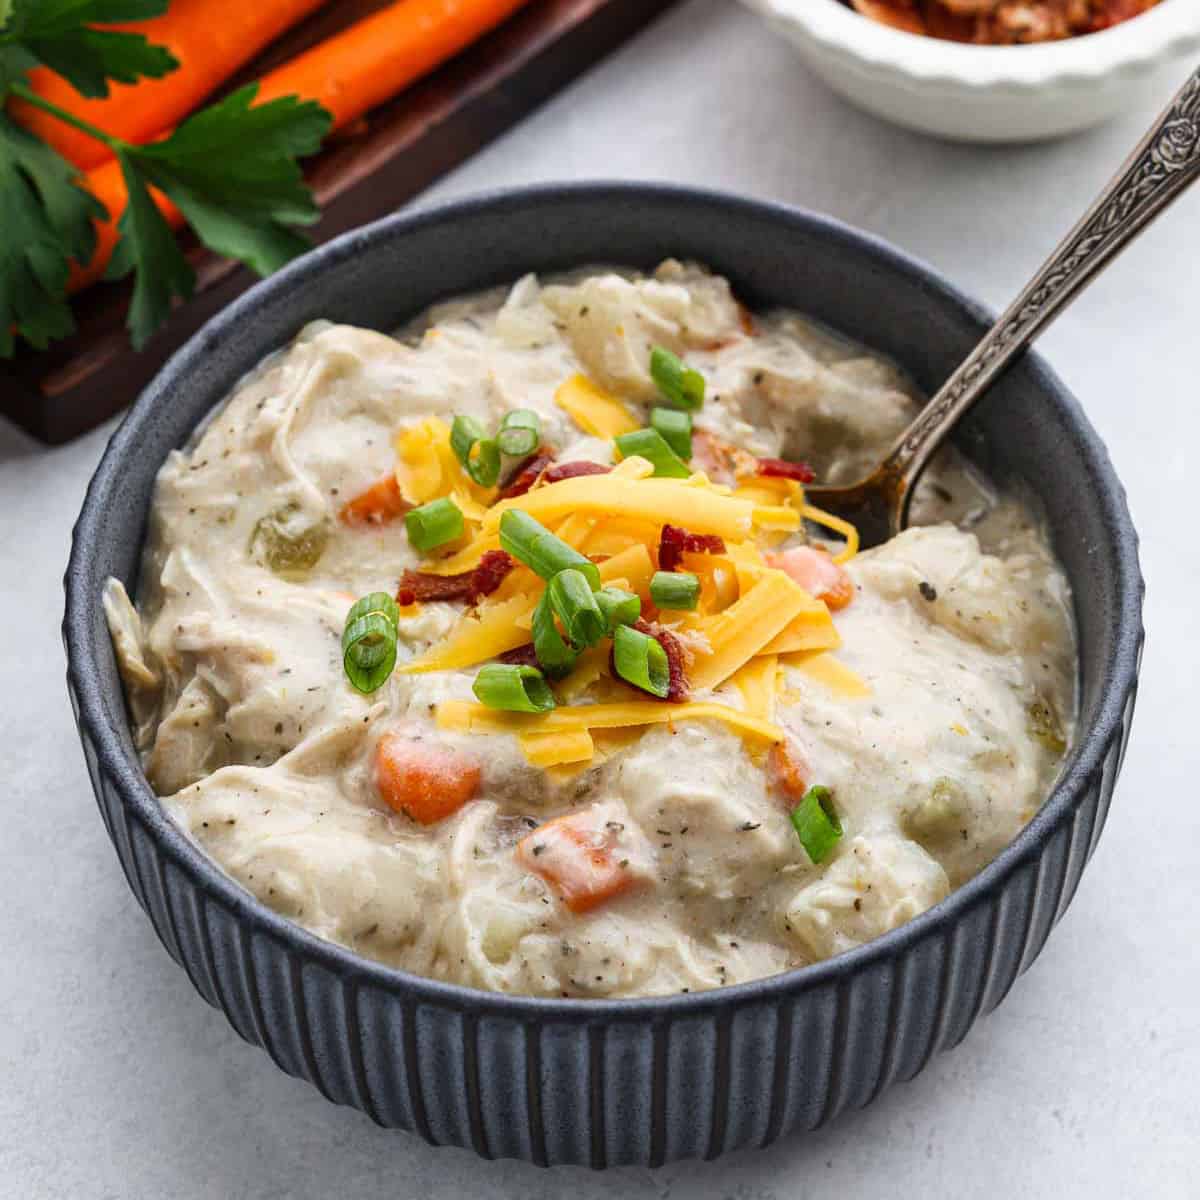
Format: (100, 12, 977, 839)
(887, 66, 1200, 514)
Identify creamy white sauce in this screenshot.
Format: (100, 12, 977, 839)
(105, 261, 1076, 997)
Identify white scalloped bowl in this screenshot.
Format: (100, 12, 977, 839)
(739, 0, 1200, 142)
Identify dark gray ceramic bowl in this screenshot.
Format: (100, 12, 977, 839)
(64, 184, 1143, 1167)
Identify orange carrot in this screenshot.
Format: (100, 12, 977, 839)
(68, 0, 531, 294)
(339, 475, 411, 527)
(253, 0, 530, 130)
(517, 812, 639, 914)
(767, 546, 856, 612)
(767, 742, 809, 805)
(10, 0, 330, 171)
(376, 732, 481, 825)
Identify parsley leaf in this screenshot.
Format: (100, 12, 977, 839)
(133, 86, 329, 267)
(102, 86, 331, 347)
(0, 42, 36, 93)
(0, 11, 332, 356)
(0, 111, 104, 355)
(104, 149, 192, 348)
(1, 1, 176, 98)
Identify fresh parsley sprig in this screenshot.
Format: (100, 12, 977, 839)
(0, 0, 331, 356)
(0, 0, 178, 98)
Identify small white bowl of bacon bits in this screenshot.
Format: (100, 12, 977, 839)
(739, 0, 1200, 142)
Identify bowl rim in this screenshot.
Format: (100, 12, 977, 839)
(740, 0, 1200, 90)
(64, 181, 1144, 1023)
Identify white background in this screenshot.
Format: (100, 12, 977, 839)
(2, 2, 1197, 1196)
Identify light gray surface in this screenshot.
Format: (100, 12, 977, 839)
(1, 2, 1196, 1196)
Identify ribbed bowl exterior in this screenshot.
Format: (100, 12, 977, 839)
(64, 186, 1144, 1167)
(67, 667, 1139, 1164)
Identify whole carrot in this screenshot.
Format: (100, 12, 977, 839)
(251, 0, 531, 128)
(69, 0, 531, 293)
(11, 0, 331, 171)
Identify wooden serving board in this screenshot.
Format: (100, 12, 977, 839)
(0, 0, 678, 444)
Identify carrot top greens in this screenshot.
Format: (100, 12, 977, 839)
(0, 0, 330, 355)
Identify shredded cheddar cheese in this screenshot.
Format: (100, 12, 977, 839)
(519, 728, 595, 767)
(402, 594, 534, 673)
(689, 568, 819, 690)
(437, 698, 784, 745)
(554, 374, 641, 438)
(393, 416, 497, 521)
(802, 502, 860, 564)
(483, 475, 792, 541)
(729, 654, 780, 722)
(782, 650, 871, 698)
(393, 414, 863, 767)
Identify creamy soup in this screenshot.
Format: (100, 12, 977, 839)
(105, 262, 1076, 998)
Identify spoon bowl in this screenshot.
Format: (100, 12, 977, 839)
(810, 66, 1200, 548)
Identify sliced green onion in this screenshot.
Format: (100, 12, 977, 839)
(498, 409, 541, 457)
(790, 786, 843, 865)
(650, 570, 700, 611)
(532, 589, 577, 678)
(614, 428, 691, 479)
(451, 415, 501, 486)
(473, 663, 556, 713)
(595, 586, 641, 633)
(650, 345, 705, 411)
(342, 602, 399, 694)
(450, 414, 487, 467)
(548, 568, 606, 648)
(466, 438, 501, 487)
(343, 592, 400, 638)
(612, 623, 669, 698)
(405, 496, 464, 553)
(499, 509, 601, 590)
(651, 406, 692, 460)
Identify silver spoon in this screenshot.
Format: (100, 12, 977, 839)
(806, 65, 1200, 549)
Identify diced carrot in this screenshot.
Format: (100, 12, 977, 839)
(767, 546, 855, 612)
(768, 742, 808, 804)
(690, 429, 757, 486)
(375, 732, 480, 825)
(339, 475, 410, 526)
(517, 811, 637, 914)
(737, 302, 757, 338)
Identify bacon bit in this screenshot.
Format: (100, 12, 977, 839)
(497, 452, 554, 501)
(498, 644, 540, 669)
(658, 524, 726, 572)
(633, 618, 689, 702)
(396, 550, 514, 606)
(767, 545, 855, 612)
(850, 0, 927, 34)
(375, 732, 480, 825)
(768, 742, 809, 805)
(339, 475, 411, 526)
(542, 460, 612, 484)
(853, 0, 1159, 43)
(1089, 0, 1160, 30)
(468, 549, 514, 600)
(758, 457, 816, 484)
